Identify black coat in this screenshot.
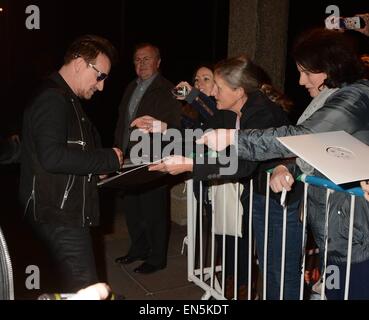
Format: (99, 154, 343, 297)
(114, 74, 181, 154)
(19, 73, 120, 227)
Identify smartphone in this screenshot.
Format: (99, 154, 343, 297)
(339, 16, 365, 30)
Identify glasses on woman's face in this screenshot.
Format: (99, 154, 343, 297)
(88, 63, 108, 82)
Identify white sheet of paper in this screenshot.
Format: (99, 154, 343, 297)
(277, 131, 369, 184)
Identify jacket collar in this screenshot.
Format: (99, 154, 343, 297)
(240, 90, 261, 115)
(49, 72, 79, 100)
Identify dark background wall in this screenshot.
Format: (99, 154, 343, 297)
(286, 0, 369, 122)
(0, 0, 229, 145)
(1, 0, 368, 141)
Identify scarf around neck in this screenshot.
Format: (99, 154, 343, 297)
(296, 87, 339, 174)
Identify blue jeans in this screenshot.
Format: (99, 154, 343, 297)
(253, 193, 303, 300)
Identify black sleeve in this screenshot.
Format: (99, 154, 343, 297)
(192, 145, 259, 181)
(193, 104, 287, 181)
(186, 89, 217, 119)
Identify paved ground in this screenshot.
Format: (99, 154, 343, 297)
(0, 165, 205, 300)
(101, 210, 205, 300)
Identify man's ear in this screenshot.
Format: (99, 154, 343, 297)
(73, 57, 85, 73)
(237, 87, 246, 99)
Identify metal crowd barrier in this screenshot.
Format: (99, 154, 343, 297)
(0, 226, 14, 300)
(184, 173, 365, 300)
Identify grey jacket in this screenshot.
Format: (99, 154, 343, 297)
(236, 80, 369, 264)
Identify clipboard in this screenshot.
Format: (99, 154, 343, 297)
(97, 158, 165, 188)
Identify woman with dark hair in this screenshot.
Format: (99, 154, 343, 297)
(199, 28, 369, 299)
(172, 63, 217, 128)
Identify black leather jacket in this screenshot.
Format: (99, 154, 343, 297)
(19, 73, 120, 227)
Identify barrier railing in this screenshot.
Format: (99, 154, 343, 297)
(185, 174, 365, 300)
(0, 226, 14, 300)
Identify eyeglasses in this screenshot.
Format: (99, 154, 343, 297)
(88, 63, 108, 82)
(134, 56, 154, 66)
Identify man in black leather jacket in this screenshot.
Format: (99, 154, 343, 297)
(19, 35, 123, 292)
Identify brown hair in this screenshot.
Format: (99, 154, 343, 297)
(64, 34, 118, 65)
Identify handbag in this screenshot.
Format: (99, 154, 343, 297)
(211, 182, 244, 237)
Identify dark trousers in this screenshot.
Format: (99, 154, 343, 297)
(123, 184, 168, 267)
(253, 193, 303, 300)
(325, 258, 369, 300)
(29, 220, 97, 292)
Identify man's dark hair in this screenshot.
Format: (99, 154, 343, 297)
(64, 34, 118, 65)
(292, 28, 366, 88)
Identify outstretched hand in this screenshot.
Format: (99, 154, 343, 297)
(69, 282, 111, 300)
(196, 129, 236, 151)
(130, 115, 167, 133)
(149, 155, 193, 175)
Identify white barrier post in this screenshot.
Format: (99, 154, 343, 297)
(344, 195, 355, 300)
(248, 179, 253, 300)
(262, 172, 271, 300)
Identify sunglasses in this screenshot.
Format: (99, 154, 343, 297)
(88, 63, 108, 82)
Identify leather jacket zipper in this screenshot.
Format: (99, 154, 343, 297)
(67, 140, 86, 147)
(60, 174, 75, 209)
(24, 175, 36, 220)
(70, 98, 87, 225)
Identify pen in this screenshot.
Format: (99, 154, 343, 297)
(280, 175, 290, 207)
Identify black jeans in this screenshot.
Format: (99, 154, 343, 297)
(29, 220, 98, 292)
(325, 258, 369, 300)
